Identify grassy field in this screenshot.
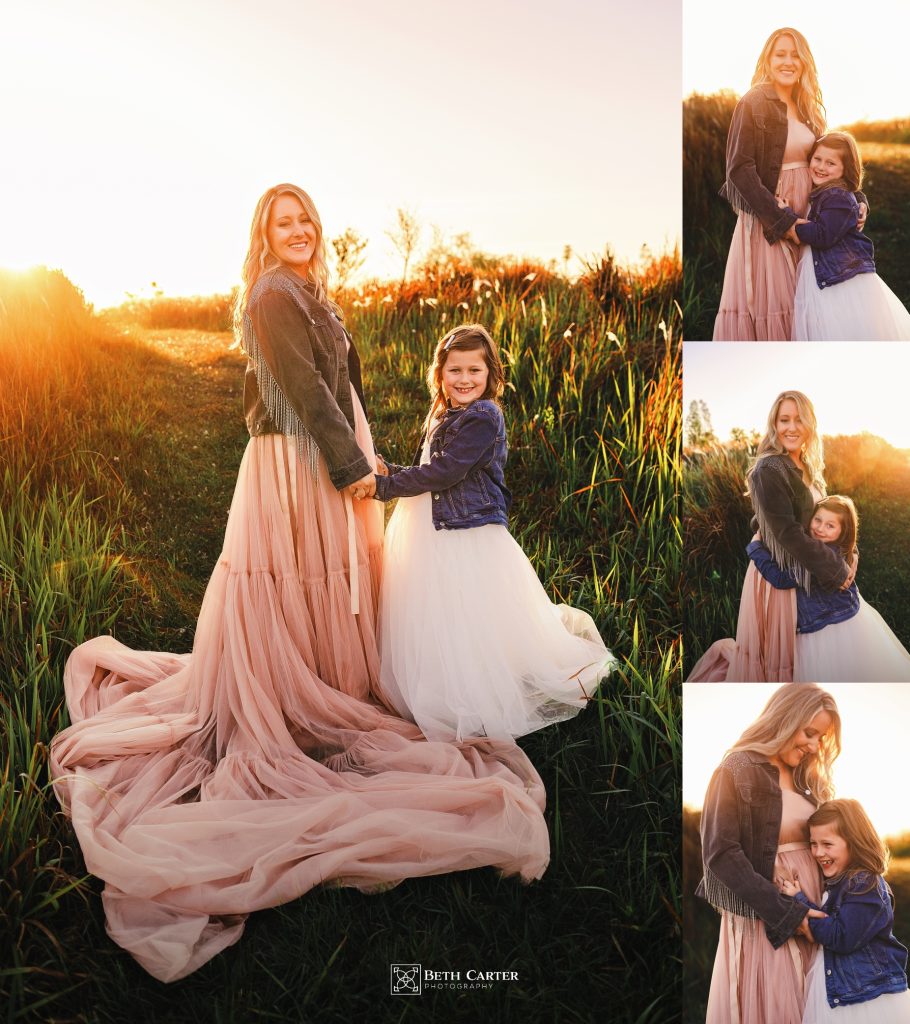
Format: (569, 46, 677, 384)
(683, 807, 910, 1022)
(684, 435, 910, 674)
(683, 93, 910, 340)
(0, 260, 681, 1023)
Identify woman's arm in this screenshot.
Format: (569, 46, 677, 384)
(795, 192, 858, 250)
(373, 410, 497, 501)
(746, 540, 798, 590)
(725, 96, 798, 243)
(701, 764, 808, 948)
(249, 289, 370, 489)
(796, 882, 892, 953)
(750, 463, 849, 591)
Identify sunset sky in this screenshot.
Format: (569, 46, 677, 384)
(0, 0, 681, 308)
(683, 683, 910, 839)
(683, 342, 910, 449)
(684, 0, 910, 124)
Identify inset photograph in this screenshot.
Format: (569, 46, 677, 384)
(683, 682, 910, 1023)
(683, 4, 910, 340)
(684, 342, 910, 682)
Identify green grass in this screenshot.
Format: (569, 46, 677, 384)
(0, 263, 681, 1022)
(683, 94, 910, 340)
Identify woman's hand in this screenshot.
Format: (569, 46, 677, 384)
(347, 473, 376, 501)
(375, 456, 389, 477)
(783, 218, 809, 245)
(857, 202, 868, 232)
(840, 550, 859, 590)
(795, 908, 828, 941)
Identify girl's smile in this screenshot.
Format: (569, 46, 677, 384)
(810, 822, 850, 878)
(810, 508, 844, 543)
(810, 145, 845, 187)
(267, 195, 317, 278)
(442, 348, 490, 408)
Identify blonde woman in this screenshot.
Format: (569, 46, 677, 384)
(688, 391, 852, 681)
(713, 28, 827, 340)
(51, 184, 550, 983)
(697, 685, 841, 1023)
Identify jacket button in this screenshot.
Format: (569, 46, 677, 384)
(826, 969, 832, 975)
(433, 494, 440, 500)
(833, 999, 839, 1005)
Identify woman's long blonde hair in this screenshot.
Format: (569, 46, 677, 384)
(233, 184, 337, 336)
(746, 390, 826, 495)
(752, 27, 826, 136)
(728, 684, 841, 803)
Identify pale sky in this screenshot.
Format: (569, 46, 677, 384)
(683, 683, 910, 839)
(683, 342, 910, 449)
(0, 0, 681, 308)
(684, 0, 910, 124)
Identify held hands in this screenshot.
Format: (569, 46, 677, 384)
(375, 455, 389, 477)
(776, 874, 803, 898)
(347, 472, 376, 501)
(783, 218, 809, 245)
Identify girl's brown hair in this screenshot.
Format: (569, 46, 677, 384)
(808, 799, 889, 892)
(752, 28, 826, 136)
(813, 494, 858, 559)
(424, 324, 505, 430)
(810, 131, 864, 192)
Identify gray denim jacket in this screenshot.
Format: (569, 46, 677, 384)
(696, 749, 813, 949)
(242, 265, 371, 490)
(720, 84, 813, 243)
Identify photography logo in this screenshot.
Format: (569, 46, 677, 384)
(390, 963, 422, 995)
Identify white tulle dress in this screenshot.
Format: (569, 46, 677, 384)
(377, 443, 616, 742)
(795, 596, 910, 682)
(802, 891, 910, 1023)
(792, 247, 910, 340)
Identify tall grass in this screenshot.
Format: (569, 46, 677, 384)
(1, 259, 681, 1022)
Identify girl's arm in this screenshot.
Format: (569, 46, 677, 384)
(700, 764, 808, 948)
(725, 96, 798, 243)
(746, 540, 798, 590)
(749, 463, 849, 591)
(249, 288, 370, 489)
(795, 192, 859, 250)
(373, 409, 498, 501)
(796, 880, 892, 953)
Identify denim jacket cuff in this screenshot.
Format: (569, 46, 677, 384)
(765, 898, 809, 949)
(763, 205, 798, 244)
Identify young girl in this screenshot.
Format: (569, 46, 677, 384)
(779, 800, 910, 1023)
(789, 131, 910, 340)
(362, 324, 616, 742)
(748, 494, 910, 681)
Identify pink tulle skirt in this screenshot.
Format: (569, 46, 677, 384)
(687, 561, 797, 683)
(713, 165, 812, 341)
(706, 844, 821, 1024)
(50, 394, 549, 983)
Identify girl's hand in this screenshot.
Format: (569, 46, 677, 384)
(857, 202, 868, 232)
(375, 456, 389, 477)
(776, 875, 802, 897)
(795, 908, 828, 941)
(347, 473, 377, 501)
(841, 550, 859, 590)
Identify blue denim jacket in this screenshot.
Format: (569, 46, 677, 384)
(796, 873, 909, 1008)
(746, 540, 860, 634)
(795, 185, 876, 289)
(696, 750, 813, 948)
(374, 400, 511, 530)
